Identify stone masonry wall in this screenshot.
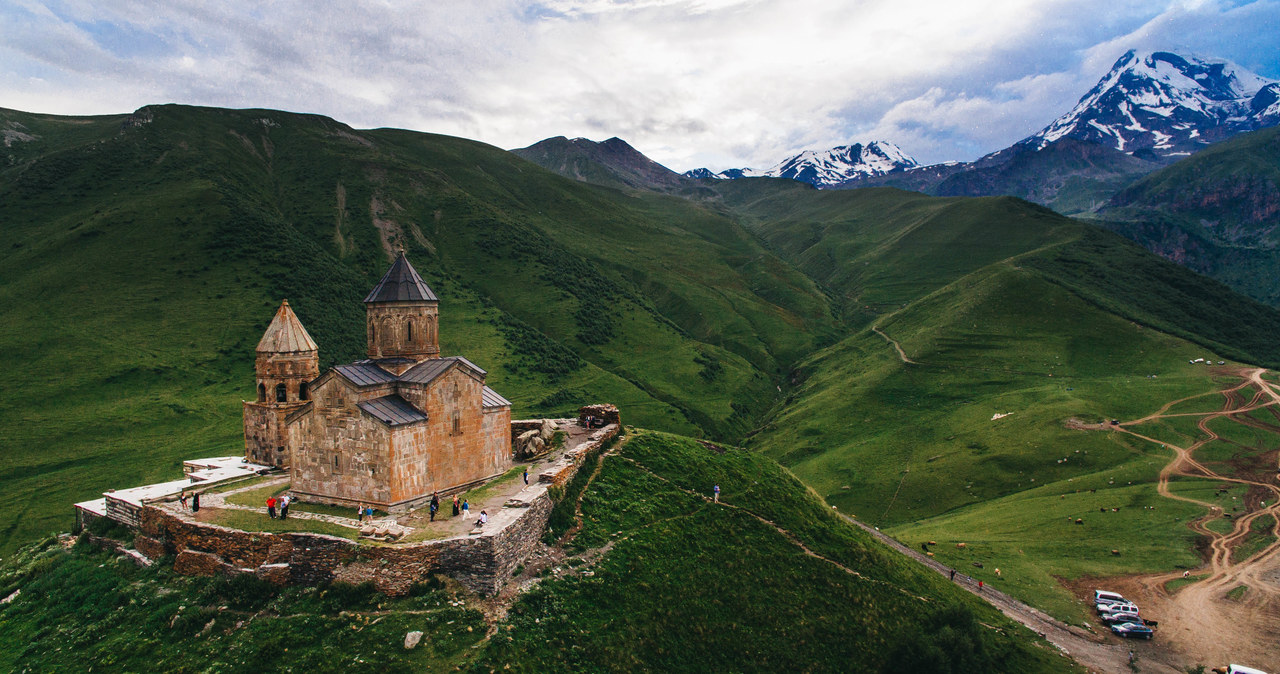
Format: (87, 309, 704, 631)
(141, 420, 618, 597)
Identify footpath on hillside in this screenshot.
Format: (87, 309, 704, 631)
(870, 325, 1280, 672)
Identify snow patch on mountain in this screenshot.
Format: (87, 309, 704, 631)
(683, 141, 917, 188)
(1027, 50, 1279, 157)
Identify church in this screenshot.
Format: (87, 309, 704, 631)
(242, 251, 513, 511)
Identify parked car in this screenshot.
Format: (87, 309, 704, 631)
(1097, 601, 1139, 616)
(1100, 612, 1142, 625)
(1094, 590, 1126, 605)
(1111, 621, 1154, 639)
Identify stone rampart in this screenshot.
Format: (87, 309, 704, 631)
(139, 420, 620, 596)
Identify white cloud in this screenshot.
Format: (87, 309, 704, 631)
(0, 0, 1276, 170)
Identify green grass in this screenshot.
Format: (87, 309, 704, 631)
(203, 508, 360, 540)
(0, 430, 1079, 673)
(1100, 126, 1280, 306)
(890, 456, 1207, 624)
(0, 104, 840, 555)
(1226, 584, 1248, 601)
(0, 539, 486, 672)
(473, 430, 1078, 672)
(1232, 514, 1278, 564)
(224, 481, 290, 508)
(1164, 573, 1208, 593)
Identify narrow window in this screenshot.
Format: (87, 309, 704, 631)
(332, 454, 342, 473)
(276, 383, 287, 402)
(452, 409, 461, 436)
(407, 320, 414, 343)
(257, 383, 266, 402)
(299, 381, 309, 401)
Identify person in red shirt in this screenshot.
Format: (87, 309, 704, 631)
(267, 497, 277, 519)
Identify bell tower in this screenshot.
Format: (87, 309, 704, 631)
(364, 250, 439, 366)
(243, 299, 319, 467)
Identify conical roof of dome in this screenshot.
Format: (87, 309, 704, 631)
(364, 250, 438, 303)
(256, 300, 318, 353)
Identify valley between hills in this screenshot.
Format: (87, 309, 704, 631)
(1, 102, 1279, 672)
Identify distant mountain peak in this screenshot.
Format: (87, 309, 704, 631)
(512, 135, 689, 191)
(1027, 49, 1279, 157)
(683, 140, 917, 188)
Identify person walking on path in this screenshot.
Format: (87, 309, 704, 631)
(279, 494, 290, 520)
(950, 569, 956, 582)
(192, 492, 200, 513)
(452, 494, 460, 517)
(713, 484, 720, 503)
(365, 506, 374, 521)
(267, 496, 277, 519)
(462, 500, 470, 518)
(978, 580, 984, 591)
(523, 468, 529, 485)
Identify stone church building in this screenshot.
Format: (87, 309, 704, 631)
(243, 252, 513, 511)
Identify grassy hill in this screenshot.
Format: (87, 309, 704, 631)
(0, 430, 1077, 672)
(0, 104, 837, 555)
(712, 177, 1280, 621)
(1097, 125, 1280, 305)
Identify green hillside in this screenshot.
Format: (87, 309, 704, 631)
(0, 104, 836, 555)
(713, 178, 1280, 621)
(0, 430, 1076, 673)
(1097, 125, 1280, 305)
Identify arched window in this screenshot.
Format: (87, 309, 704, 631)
(370, 324, 377, 345)
(257, 383, 266, 402)
(299, 381, 309, 401)
(407, 320, 414, 343)
(276, 383, 287, 402)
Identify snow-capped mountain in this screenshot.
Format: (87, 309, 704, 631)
(1027, 50, 1279, 157)
(684, 141, 917, 188)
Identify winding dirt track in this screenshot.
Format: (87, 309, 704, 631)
(872, 327, 1280, 671)
(1107, 367, 1280, 671)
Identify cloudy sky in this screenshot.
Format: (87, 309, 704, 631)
(3, 0, 1279, 170)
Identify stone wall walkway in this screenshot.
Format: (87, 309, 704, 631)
(161, 476, 413, 537)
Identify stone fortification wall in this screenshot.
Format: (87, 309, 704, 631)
(138, 420, 618, 596)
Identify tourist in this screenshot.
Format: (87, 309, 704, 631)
(365, 505, 374, 521)
(713, 484, 720, 503)
(192, 492, 200, 513)
(462, 499, 470, 518)
(477, 510, 488, 527)
(356, 503, 364, 522)
(978, 580, 984, 591)
(279, 494, 290, 520)
(523, 468, 529, 485)
(430, 492, 440, 522)
(267, 496, 277, 519)
(950, 569, 956, 582)
(452, 494, 460, 517)
(178, 492, 188, 510)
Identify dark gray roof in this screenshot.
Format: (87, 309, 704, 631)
(482, 386, 511, 409)
(364, 251, 438, 303)
(399, 357, 454, 385)
(334, 361, 397, 386)
(358, 395, 428, 426)
(399, 356, 486, 385)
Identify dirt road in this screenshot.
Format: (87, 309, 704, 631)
(1107, 367, 1280, 671)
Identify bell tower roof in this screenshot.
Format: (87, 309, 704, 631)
(364, 251, 437, 303)
(256, 299, 318, 353)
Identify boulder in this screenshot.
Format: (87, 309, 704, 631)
(404, 631, 423, 650)
(538, 419, 557, 442)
